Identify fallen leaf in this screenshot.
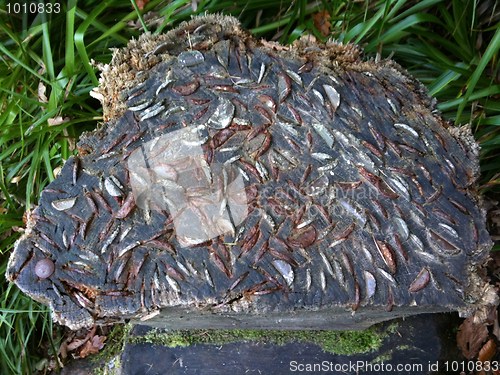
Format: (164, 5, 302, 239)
(65, 326, 95, 355)
(78, 335, 106, 358)
(38, 82, 48, 103)
(478, 338, 496, 362)
(457, 316, 489, 359)
(313, 10, 331, 37)
(58, 340, 68, 360)
(66, 337, 88, 352)
(63, 128, 77, 152)
(134, 0, 149, 10)
(47, 116, 69, 126)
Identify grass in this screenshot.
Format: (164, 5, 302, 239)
(0, 0, 498, 373)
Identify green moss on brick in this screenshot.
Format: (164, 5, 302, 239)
(131, 324, 395, 356)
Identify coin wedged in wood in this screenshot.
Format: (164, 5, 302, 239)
(6, 15, 497, 330)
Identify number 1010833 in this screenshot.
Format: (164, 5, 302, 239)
(6, 1, 61, 14)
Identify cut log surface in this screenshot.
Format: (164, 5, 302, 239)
(6, 15, 496, 330)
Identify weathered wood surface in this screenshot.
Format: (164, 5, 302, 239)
(6, 15, 496, 330)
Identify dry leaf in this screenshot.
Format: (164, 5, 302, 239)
(134, 0, 149, 10)
(65, 326, 95, 354)
(38, 82, 48, 103)
(478, 338, 497, 362)
(58, 340, 68, 360)
(66, 337, 88, 352)
(47, 116, 69, 126)
(78, 335, 106, 358)
(313, 10, 331, 37)
(11, 176, 22, 184)
(457, 316, 489, 359)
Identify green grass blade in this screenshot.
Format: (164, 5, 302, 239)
(65, 0, 77, 76)
(75, 2, 112, 86)
(130, 0, 149, 32)
(456, 25, 500, 122)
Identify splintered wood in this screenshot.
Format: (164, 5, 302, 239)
(6, 15, 496, 330)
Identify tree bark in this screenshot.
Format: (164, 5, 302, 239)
(6, 15, 496, 331)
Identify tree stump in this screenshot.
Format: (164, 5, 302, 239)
(6, 15, 497, 330)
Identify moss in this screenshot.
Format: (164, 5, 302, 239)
(372, 353, 392, 363)
(130, 324, 393, 356)
(92, 357, 120, 375)
(385, 321, 400, 334)
(370, 344, 414, 364)
(91, 323, 132, 375)
(396, 344, 412, 351)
